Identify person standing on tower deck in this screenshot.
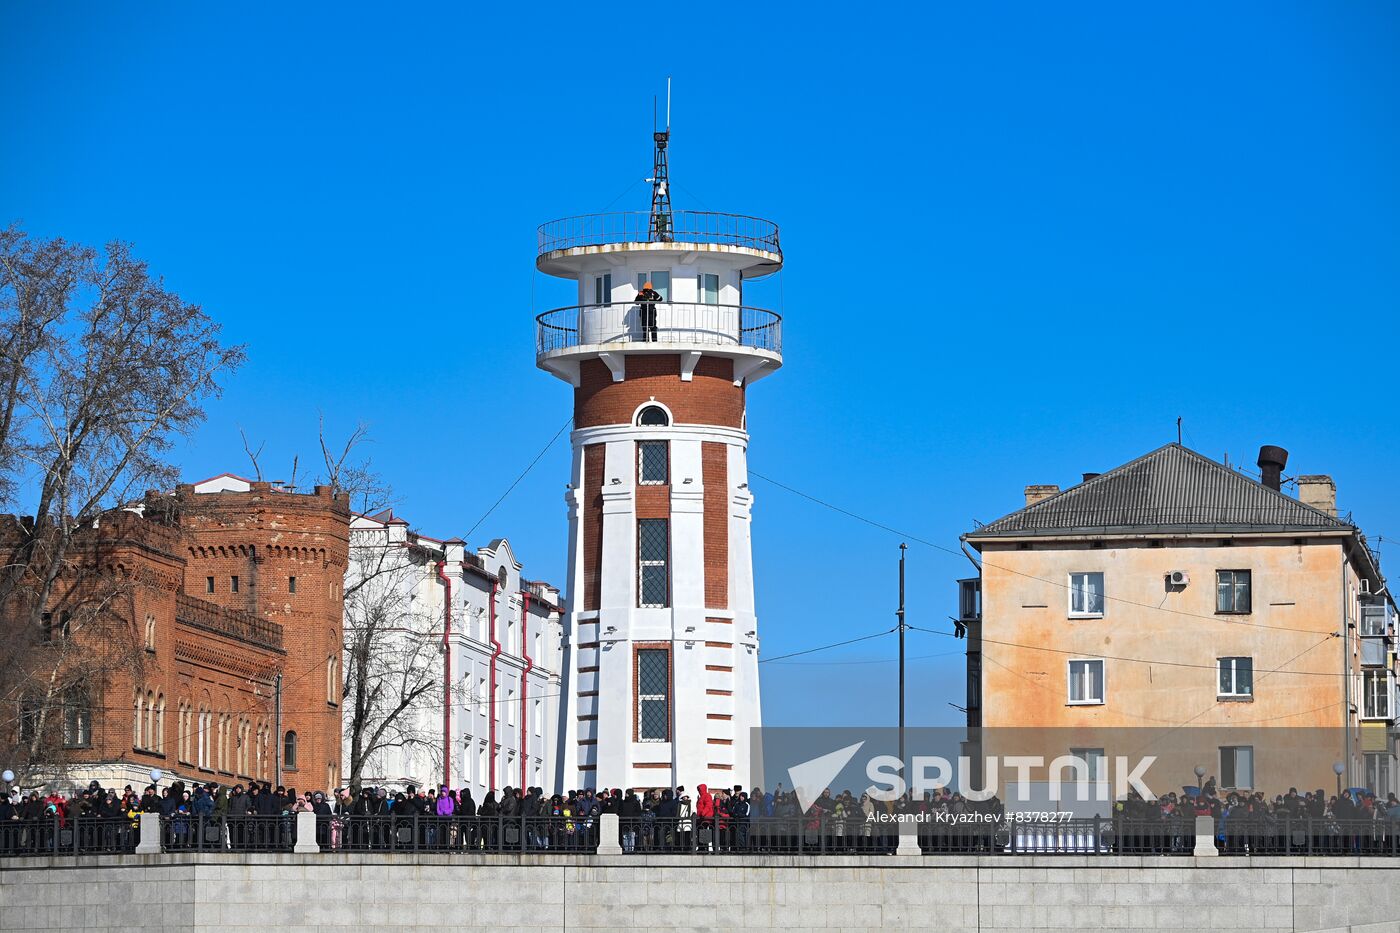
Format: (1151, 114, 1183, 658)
(635, 281, 662, 342)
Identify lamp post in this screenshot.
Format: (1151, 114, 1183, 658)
(1333, 761, 1345, 798)
(149, 768, 163, 792)
(1193, 765, 1206, 792)
(1, 769, 13, 798)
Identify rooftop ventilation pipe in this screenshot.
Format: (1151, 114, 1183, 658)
(1257, 445, 1288, 491)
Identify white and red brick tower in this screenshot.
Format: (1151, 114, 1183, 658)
(536, 128, 782, 791)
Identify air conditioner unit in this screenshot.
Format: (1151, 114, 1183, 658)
(1168, 570, 1190, 586)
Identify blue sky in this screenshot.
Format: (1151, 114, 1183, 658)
(3, 2, 1397, 728)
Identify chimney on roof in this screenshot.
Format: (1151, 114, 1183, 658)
(1025, 484, 1060, 507)
(1257, 445, 1288, 492)
(1297, 475, 1336, 516)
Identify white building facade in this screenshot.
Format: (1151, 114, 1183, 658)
(345, 512, 563, 795)
(535, 132, 780, 791)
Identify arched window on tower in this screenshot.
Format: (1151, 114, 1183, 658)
(636, 405, 670, 427)
(144, 614, 157, 652)
(284, 730, 297, 770)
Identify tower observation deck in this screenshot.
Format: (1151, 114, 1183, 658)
(535, 210, 783, 388)
(537, 127, 782, 792)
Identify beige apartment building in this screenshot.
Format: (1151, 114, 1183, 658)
(959, 443, 1397, 802)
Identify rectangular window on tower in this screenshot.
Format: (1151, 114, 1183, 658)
(698, 273, 719, 305)
(638, 441, 668, 485)
(636, 647, 671, 742)
(593, 273, 612, 306)
(638, 519, 670, 608)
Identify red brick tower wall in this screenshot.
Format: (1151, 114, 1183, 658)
(574, 355, 743, 428)
(176, 482, 349, 791)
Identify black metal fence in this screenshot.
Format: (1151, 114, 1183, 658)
(7, 812, 1400, 857)
(324, 816, 598, 853)
(159, 814, 297, 852)
(0, 818, 139, 857)
(1220, 817, 1400, 856)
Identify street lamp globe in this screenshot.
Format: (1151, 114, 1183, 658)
(149, 768, 163, 785)
(2, 770, 13, 783)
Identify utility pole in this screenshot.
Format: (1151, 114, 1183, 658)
(897, 543, 907, 775)
(274, 672, 283, 786)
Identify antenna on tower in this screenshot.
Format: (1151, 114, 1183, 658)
(649, 77, 673, 243)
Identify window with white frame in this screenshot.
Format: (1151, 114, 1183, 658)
(62, 688, 91, 748)
(1068, 572, 1105, 617)
(479, 677, 487, 716)
(1218, 657, 1254, 697)
(506, 687, 515, 727)
(593, 272, 612, 306)
(638, 519, 669, 608)
(1361, 603, 1389, 637)
(1220, 745, 1254, 788)
(1067, 659, 1105, 705)
(1216, 569, 1252, 614)
(697, 272, 719, 305)
(1365, 752, 1393, 797)
(1068, 747, 1105, 782)
(958, 578, 980, 622)
(533, 699, 542, 737)
(1364, 669, 1391, 720)
(478, 744, 488, 786)
(638, 440, 668, 485)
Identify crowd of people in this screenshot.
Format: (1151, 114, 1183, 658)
(4, 774, 1400, 856)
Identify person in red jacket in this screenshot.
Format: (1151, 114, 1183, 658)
(695, 783, 715, 851)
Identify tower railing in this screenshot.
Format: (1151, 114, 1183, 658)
(536, 302, 782, 357)
(537, 211, 781, 257)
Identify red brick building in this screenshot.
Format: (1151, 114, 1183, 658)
(10, 475, 348, 793)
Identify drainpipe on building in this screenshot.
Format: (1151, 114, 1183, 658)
(436, 559, 453, 789)
(520, 590, 533, 790)
(488, 579, 501, 790)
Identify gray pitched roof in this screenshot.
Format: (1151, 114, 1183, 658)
(968, 443, 1352, 538)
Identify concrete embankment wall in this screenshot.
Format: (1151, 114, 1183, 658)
(2, 853, 1399, 932)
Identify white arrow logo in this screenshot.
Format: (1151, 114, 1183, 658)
(787, 741, 865, 813)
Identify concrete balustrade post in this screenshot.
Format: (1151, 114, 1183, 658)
(896, 817, 921, 856)
(134, 812, 161, 855)
(596, 812, 621, 855)
(294, 811, 319, 853)
(1193, 815, 1217, 858)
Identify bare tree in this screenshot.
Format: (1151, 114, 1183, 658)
(341, 532, 444, 790)
(0, 224, 244, 785)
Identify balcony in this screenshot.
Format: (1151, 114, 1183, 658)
(536, 211, 782, 276)
(535, 302, 782, 385)
(538, 302, 780, 353)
